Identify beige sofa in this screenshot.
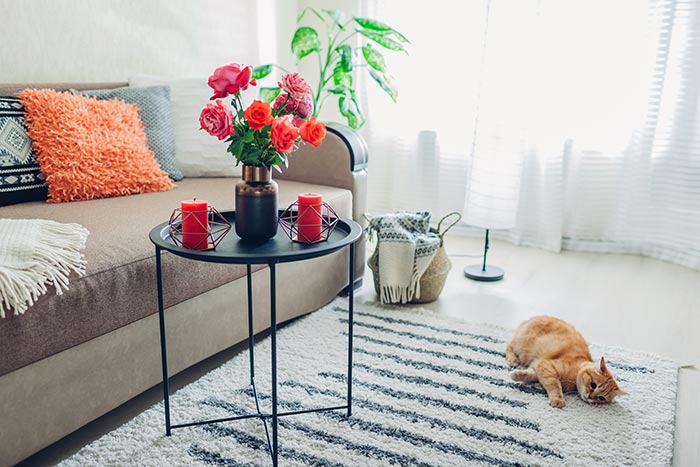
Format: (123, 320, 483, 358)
(0, 84, 367, 467)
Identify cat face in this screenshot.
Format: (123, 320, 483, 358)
(576, 357, 628, 404)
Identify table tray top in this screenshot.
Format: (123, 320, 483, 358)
(149, 210, 362, 264)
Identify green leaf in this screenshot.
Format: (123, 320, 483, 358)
(242, 131, 254, 143)
(291, 26, 321, 60)
(336, 44, 353, 72)
(252, 65, 273, 80)
(368, 69, 398, 102)
(328, 86, 351, 95)
(362, 44, 386, 72)
(354, 17, 410, 43)
(323, 9, 345, 29)
(297, 7, 325, 24)
(354, 17, 392, 32)
(333, 65, 353, 88)
(356, 29, 406, 52)
(259, 87, 282, 103)
(338, 93, 365, 129)
(230, 140, 244, 157)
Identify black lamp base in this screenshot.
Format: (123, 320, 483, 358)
(464, 264, 504, 281)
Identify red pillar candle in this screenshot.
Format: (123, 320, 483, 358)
(297, 193, 323, 242)
(181, 199, 209, 249)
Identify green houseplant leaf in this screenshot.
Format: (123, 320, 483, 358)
(252, 65, 273, 80)
(354, 17, 410, 43)
(291, 26, 322, 60)
(362, 44, 386, 72)
(259, 87, 282, 103)
(297, 7, 325, 24)
(333, 65, 353, 88)
(323, 9, 345, 29)
(336, 44, 353, 72)
(339, 93, 365, 129)
(368, 69, 398, 102)
(357, 29, 406, 52)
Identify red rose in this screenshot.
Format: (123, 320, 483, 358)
(243, 100, 274, 130)
(270, 117, 298, 154)
(199, 100, 234, 140)
(207, 63, 256, 100)
(300, 118, 327, 147)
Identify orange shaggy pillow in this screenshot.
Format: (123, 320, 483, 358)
(19, 89, 175, 203)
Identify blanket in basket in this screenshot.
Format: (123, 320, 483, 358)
(367, 211, 440, 304)
(0, 218, 89, 318)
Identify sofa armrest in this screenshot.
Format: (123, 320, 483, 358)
(276, 123, 369, 283)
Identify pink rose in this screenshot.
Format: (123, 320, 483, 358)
(278, 73, 311, 100)
(273, 92, 313, 120)
(207, 63, 257, 100)
(199, 100, 234, 140)
(295, 95, 313, 118)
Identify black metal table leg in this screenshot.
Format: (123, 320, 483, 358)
(247, 264, 254, 385)
(269, 262, 278, 466)
(155, 246, 171, 436)
(347, 242, 355, 417)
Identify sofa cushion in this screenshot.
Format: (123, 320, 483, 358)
(0, 96, 47, 206)
(81, 86, 184, 181)
(19, 89, 175, 203)
(0, 177, 352, 376)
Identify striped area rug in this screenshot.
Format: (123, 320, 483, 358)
(59, 299, 679, 467)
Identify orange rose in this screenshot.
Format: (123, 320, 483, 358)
(243, 100, 274, 130)
(270, 117, 298, 153)
(299, 118, 327, 147)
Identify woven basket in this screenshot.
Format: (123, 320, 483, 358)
(368, 212, 461, 303)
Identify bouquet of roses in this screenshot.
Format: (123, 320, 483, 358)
(199, 63, 327, 169)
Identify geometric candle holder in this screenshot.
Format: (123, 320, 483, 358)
(278, 200, 339, 244)
(168, 206, 232, 250)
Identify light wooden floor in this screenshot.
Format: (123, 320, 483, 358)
(356, 235, 700, 467)
(19, 236, 699, 466)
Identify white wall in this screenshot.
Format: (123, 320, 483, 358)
(0, 0, 297, 83)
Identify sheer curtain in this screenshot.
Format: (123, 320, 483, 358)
(359, 0, 700, 270)
(356, 0, 488, 220)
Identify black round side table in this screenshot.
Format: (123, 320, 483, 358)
(149, 210, 362, 467)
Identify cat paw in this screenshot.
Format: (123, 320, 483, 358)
(505, 348, 519, 368)
(510, 370, 529, 382)
(505, 356, 519, 368)
(549, 397, 566, 408)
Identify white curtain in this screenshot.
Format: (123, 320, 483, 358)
(360, 0, 700, 270)
(356, 0, 488, 221)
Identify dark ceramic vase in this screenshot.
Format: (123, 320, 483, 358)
(235, 165, 279, 242)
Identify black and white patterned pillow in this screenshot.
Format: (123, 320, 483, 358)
(82, 86, 184, 181)
(0, 96, 47, 206)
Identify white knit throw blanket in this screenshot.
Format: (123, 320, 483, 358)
(368, 212, 440, 304)
(0, 219, 89, 318)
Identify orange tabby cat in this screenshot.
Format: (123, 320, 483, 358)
(506, 316, 627, 408)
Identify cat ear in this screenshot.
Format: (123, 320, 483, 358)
(615, 389, 629, 397)
(599, 357, 608, 374)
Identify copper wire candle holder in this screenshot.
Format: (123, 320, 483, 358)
(279, 201, 339, 243)
(169, 206, 232, 250)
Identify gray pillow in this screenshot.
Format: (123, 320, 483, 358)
(82, 86, 183, 181)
